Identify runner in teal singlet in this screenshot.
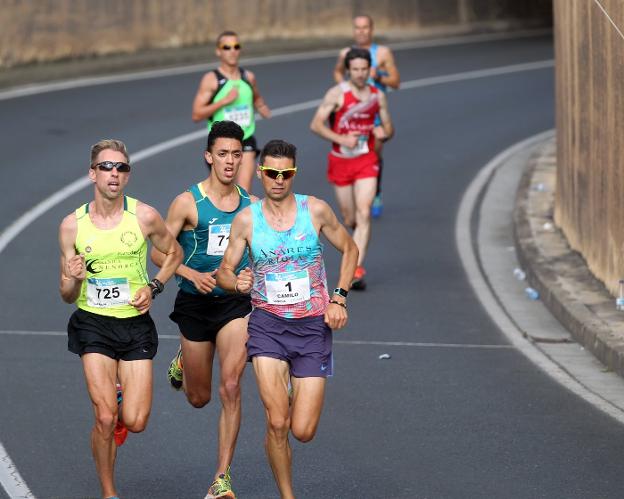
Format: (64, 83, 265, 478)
(59, 139, 182, 499)
(192, 31, 272, 194)
(334, 14, 400, 218)
(151, 121, 255, 499)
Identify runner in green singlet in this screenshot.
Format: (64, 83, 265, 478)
(192, 30, 272, 194)
(59, 139, 182, 499)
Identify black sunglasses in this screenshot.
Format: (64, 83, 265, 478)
(259, 166, 297, 180)
(92, 161, 131, 173)
(220, 44, 241, 51)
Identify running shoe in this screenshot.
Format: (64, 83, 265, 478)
(114, 383, 128, 447)
(205, 466, 236, 499)
(167, 345, 183, 391)
(351, 266, 367, 291)
(371, 194, 383, 218)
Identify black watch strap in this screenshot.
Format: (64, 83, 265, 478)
(333, 287, 348, 298)
(149, 278, 164, 298)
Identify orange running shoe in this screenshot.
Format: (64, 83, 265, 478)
(351, 266, 367, 291)
(114, 383, 128, 447)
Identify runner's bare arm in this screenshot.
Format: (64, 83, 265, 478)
(192, 72, 234, 122)
(217, 209, 253, 293)
(377, 46, 401, 89)
(58, 213, 85, 304)
(133, 204, 182, 312)
(333, 48, 349, 83)
(310, 197, 358, 329)
(311, 197, 358, 292)
(378, 92, 394, 141)
(247, 70, 271, 119)
(309, 86, 358, 148)
(151, 193, 219, 294)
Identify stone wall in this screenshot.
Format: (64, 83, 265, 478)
(0, 0, 552, 68)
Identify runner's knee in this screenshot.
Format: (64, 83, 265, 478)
(267, 413, 291, 438)
(219, 377, 241, 404)
(186, 387, 211, 408)
(94, 409, 116, 434)
(355, 204, 371, 224)
(124, 411, 150, 433)
(291, 422, 317, 443)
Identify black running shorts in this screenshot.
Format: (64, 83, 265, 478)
(67, 308, 158, 361)
(169, 290, 252, 343)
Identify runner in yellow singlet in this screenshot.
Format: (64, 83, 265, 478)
(59, 139, 182, 499)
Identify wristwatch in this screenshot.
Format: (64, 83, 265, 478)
(149, 278, 164, 299)
(333, 287, 348, 298)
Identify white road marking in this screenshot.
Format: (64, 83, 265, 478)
(0, 442, 35, 498)
(0, 28, 550, 101)
(0, 59, 552, 256)
(0, 330, 512, 349)
(455, 130, 624, 425)
(0, 35, 553, 498)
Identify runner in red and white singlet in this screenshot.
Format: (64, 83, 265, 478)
(311, 47, 394, 290)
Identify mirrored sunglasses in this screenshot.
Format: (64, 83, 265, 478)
(259, 166, 297, 180)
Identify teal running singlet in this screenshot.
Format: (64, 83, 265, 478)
(177, 183, 251, 296)
(368, 43, 388, 92)
(249, 194, 330, 319)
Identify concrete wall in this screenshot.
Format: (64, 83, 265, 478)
(554, 0, 624, 295)
(0, 0, 552, 68)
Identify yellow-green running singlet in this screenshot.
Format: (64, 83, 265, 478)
(74, 196, 149, 318)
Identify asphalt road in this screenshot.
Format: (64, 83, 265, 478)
(1, 32, 622, 499)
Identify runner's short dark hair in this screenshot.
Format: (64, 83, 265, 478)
(259, 140, 297, 165)
(206, 120, 244, 152)
(344, 47, 371, 70)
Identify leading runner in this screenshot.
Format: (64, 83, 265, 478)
(217, 139, 358, 498)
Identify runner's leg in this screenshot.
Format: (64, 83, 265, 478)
(214, 317, 249, 476)
(81, 353, 120, 499)
(179, 334, 216, 408)
(237, 151, 256, 193)
(374, 135, 384, 197)
(352, 177, 377, 265)
(252, 356, 295, 499)
(333, 184, 356, 229)
(289, 376, 326, 443)
(116, 359, 153, 433)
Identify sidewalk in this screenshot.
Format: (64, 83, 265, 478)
(514, 137, 624, 377)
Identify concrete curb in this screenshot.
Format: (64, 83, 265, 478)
(513, 138, 624, 377)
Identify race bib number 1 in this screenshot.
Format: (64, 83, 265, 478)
(86, 277, 130, 308)
(207, 224, 231, 256)
(223, 104, 251, 128)
(265, 270, 311, 305)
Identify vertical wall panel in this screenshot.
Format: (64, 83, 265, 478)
(554, 0, 624, 293)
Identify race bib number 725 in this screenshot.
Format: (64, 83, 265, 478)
(86, 277, 130, 308)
